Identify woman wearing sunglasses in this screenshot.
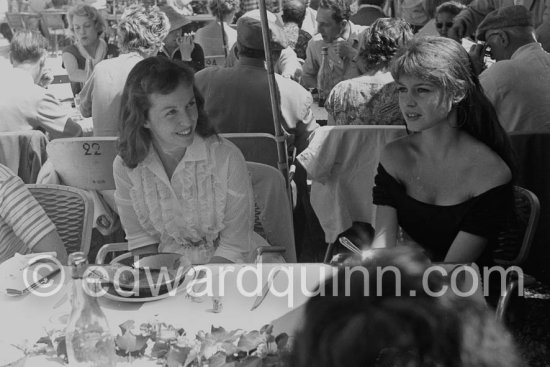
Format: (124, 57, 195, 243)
(434, 1, 466, 38)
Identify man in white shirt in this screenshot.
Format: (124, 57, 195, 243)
(470, 5, 550, 132)
(301, 0, 366, 89)
(0, 30, 83, 139)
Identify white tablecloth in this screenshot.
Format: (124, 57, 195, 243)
(0, 263, 333, 348)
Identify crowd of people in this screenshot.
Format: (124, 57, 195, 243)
(1, 0, 549, 364)
(0, 0, 548, 265)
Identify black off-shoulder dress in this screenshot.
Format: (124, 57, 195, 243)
(372, 164, 515, 266)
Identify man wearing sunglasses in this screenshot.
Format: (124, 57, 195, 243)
(469, 5, 550, 132)
(434, 2, 466, 38)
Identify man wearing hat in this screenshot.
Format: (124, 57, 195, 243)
(470, 5, 550, 132)
(159, 5, 206, 71)
(448, 0, 550, 52)
(195, 10, 319, 152)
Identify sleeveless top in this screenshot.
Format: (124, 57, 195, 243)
(372, 163, 515, 265)
(62, 43, 119, 95)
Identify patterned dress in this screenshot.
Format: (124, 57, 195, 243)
(324, 73, 405, 126)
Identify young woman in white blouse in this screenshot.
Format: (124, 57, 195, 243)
(114, 57, 268, 264)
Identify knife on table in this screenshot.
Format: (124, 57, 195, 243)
(250, 269, 282, 311)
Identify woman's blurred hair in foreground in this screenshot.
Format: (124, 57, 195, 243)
(289, 248, 522, 367)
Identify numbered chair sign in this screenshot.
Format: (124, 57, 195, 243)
(46, 137, 118, 190)
(205, 55, 226, 68)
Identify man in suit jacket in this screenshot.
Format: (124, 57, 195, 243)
(350, 0, 386, 26)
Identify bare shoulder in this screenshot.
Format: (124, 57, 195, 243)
(379, 134, 418, 177)
(465, 138, 512, 193)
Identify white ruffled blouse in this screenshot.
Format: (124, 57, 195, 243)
(113, 135, 267, 264)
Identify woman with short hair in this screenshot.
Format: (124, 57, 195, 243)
(325, 18, 413, 125)
(194, 0, 239, 58)
(62, 4, 119, 95)
(79, 4, 170, 136)
(372, 37, 516, 266)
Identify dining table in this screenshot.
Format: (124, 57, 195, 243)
(0, 261, 334, 366)
(0, 250, 487, 366)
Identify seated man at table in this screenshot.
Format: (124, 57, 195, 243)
(0, 164, 68, 264)
(195, 10, 318, 153)
(0, 30, 83, 139)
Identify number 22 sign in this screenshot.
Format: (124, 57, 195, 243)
(82, 142, 102, 156)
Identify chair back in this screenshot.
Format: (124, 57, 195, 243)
(40, 11, 66, 30)
(6, 12, 26, 31)
(204, 55, 226, 68)
(248, 162, 296, 262)
(27, 184, 94, 255)
(221, 133, 280, 169)
(297, 125, 407, 243)
(46, 137, 118, 190)
(493, 186, 540, 266)
(19, 12, 41, 30)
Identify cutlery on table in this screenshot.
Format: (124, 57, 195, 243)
(250, 269, 282, 311)
(5, 268, 61, 297)
(338, 236, 363, 256)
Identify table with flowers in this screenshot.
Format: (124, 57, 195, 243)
(0, 261, 334, 366)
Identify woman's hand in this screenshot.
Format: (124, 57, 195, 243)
(177, 33, 195, 62)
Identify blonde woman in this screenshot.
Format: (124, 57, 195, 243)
(62, 4, 119, 95)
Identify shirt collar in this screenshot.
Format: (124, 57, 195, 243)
(161, 46, 179, 59)
(181, 135, 207, 162)
(142, 135, 207, 181)
(511, 42, 543, 60)
(237, 56, 266, 68)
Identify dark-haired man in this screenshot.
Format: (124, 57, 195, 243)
(0, 30, 83, 138)
(301, 0, 366, 89)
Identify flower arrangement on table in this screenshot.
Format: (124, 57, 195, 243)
(32, 319, 291, 367)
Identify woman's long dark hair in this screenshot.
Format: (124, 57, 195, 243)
(118, 56, 216, 168)
(390, 36, 517, 180)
